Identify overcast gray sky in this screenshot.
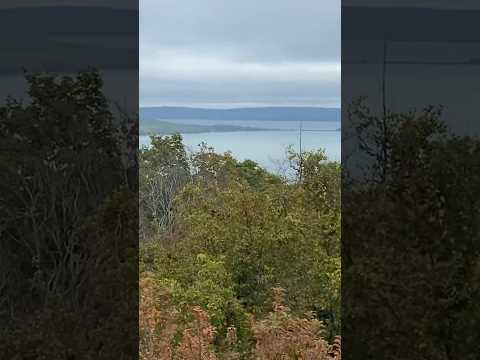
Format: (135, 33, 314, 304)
(140, 0, 340, 108)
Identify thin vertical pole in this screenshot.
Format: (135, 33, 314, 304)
(299, 119, 303, 181)
(381, 40, 388, 182)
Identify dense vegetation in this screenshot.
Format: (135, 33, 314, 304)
(139, 135, 341, 358)
(343, 100, 480, 359)
(0, 71, 138, 358)
(3, 69, 477, 359)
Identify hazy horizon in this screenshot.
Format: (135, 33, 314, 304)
(140, 104, 341, 110)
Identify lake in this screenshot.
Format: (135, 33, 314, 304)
(139, 119, 341, 173)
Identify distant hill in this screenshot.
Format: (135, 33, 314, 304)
(140, 107, 340, 122)
(140, 120, 268, 135)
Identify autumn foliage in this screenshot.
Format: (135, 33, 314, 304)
(139, 135, 341, 358)
(140, 279, 341, 359)
(252, 288, 341, 360)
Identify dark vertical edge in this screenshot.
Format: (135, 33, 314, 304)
(342, 3, 480, 359)
(0, 2, 139, 358)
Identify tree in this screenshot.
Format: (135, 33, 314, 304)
(343, 100, 480, 359)
(140, 134, 190, 238)
(0, 70, 137, 358)
(139, 139, 342, 357)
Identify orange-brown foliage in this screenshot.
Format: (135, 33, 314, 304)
(252, 288, 341, 360)
(139, 277, 178, 359)
(139, 278, 222, 360)
(140, 282, 340, 359)
(176, 306, 218, 360)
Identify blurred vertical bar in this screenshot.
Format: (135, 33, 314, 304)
(342, 2, 480, 359)
(0, 1, 139, 358)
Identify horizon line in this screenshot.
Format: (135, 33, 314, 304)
(139, 105, 341, 110)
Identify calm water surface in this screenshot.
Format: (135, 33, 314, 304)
(140, 120, 341, 173)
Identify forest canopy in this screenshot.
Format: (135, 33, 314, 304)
(139, 134, 341, 359)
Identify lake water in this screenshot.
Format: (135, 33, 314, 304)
(139, 119, 341, 173)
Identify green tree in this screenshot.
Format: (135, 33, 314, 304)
(0, 70, 137, 358)
(343, 100, 480, 359)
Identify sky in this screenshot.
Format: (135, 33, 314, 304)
(140, 0, 340, 108)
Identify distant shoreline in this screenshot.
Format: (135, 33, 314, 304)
(140, 106, 341, 122)
(139, 119, 342, 136)
(139, 120, 270, 135)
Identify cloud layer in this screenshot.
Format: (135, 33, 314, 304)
(140, 0, 340, 107)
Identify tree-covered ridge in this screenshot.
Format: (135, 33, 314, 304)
(139, 134, 341, 358)
(139, 119, 269, 135)
(140, 106, 340, 122)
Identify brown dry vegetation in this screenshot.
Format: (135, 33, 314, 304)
(140, 279, 341, 360)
